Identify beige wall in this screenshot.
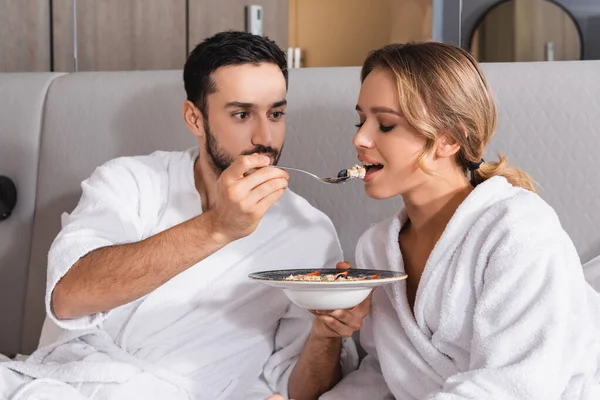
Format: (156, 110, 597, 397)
(290, 0, 432, 67)
(390, 0, 432, 44)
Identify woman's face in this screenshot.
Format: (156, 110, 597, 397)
(353, 67, 430, 199)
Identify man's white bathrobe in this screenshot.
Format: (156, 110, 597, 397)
(322, 176, 600, 399)
(0, 149, 357, 400)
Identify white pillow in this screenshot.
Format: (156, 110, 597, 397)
(583, 255, 600, 292)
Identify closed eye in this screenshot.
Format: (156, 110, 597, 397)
(356, 121, 395, 133)
(380, 124, 395, 133)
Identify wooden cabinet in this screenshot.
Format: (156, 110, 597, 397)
(289, 0, 431, 67)
(0, 0, 51, 72)
(0, 0, 289, 72)
(0, 1, 437, 71)
(52, 0, 188, 72)
(51, 0, 289, 72)
(188, 0, 289, 50)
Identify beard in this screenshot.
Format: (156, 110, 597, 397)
(203, 118, 282, 174)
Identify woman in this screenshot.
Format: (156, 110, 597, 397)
(321, 42, 600, 399)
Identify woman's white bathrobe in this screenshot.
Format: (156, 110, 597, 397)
(0, 149, 357, 400)
(322, 176, 600, 399)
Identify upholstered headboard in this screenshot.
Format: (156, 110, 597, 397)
(1, 60, 599, 356)
(282, 62, 600, 264)
(0, 73, 65, 356)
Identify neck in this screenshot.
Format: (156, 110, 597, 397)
(194, 152, 220, 212)
(402, 173, 473, 238)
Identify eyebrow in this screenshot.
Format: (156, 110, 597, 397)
(355, 105, 401, 116)
(271, 99, 287, 108)
(225, 101, 254, 109)
(225, 99, 287, 109)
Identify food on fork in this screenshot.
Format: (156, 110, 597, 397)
(284, 270, 380, 282)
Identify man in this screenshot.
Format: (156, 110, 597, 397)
(0, 32, 369, 399)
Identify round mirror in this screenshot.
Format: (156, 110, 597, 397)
(470, 0, 583, 62)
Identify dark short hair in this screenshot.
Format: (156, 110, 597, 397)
(183, 31, 288, 117)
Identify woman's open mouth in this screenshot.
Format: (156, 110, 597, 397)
(363, 162, 383, 182)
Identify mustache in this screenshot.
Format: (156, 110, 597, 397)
(241, 145, 279, 160)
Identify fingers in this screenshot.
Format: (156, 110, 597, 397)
(223, 154, 271, 182)
(220, 156, 288, 212)
(239, 166, 289, 192)
(336, 261, 352, 270)
(245, 176, 289, 205)
(349, 290, 374, 314)
(314, 314, 356, 337)
(367, 288, 375, 300)
(211, 155, 288, 241)
(311, 292, 374, 338)
(223, 182, 285, 225)
(224, 157, 288, 206)
(317, 309, 363, 331)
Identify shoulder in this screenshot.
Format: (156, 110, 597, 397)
(85, 150, 189, 190)
(91, 150, 182, 178)
(78, 150, 191, 217)
(477, 185, 566, 246)
(471, 183, 581, 281)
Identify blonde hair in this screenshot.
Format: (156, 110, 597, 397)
(361, 41, 536, 192)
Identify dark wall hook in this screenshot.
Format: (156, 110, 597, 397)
(0, 176, 17, 221)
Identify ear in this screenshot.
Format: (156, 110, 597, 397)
(183, 100, 205, 139)
(434, 132, 461, 159)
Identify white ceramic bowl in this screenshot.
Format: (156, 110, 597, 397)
(249, 268, 407, 310)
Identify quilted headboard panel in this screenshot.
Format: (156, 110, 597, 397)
(0, 73, 64, 356)
(18, 61, 600, 353)
(283, 61, 600, 265)
(483, 61, 600, 262)
(21, 71, 197, 352)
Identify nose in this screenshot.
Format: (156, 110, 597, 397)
(353, 126, 374, 149)
(251, 116, 272, 147)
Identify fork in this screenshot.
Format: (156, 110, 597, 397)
(269, 166, 352, 184)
